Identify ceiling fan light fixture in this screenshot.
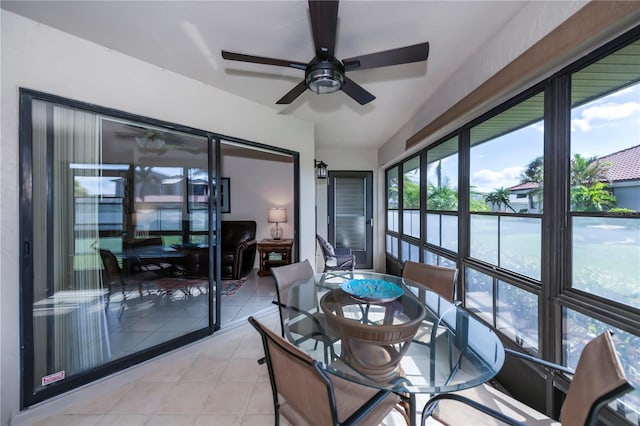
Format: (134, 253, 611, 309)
(306, 67, 343, 94)
(135, 135, 165, 149)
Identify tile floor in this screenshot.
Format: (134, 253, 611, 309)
(15, 308, 423, 426)
(220, 270, 279, 326)
(13, 270, 438, 426)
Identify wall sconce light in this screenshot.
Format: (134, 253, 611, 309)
(315, 160, 328, 179)
(267, 207, 287, 240)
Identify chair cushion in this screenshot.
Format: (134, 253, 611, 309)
(316, 234, 336, 257)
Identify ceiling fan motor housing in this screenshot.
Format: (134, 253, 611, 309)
(305, 59, 345, 94)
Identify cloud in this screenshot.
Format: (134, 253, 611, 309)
(531, 122, 544, 133)
(472, 166, 524, 193)
(572, 101, 640, 132)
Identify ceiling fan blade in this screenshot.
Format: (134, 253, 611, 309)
(221, 50, 307, 70)
(276, 80, 308, 104)
(342, 42, 429, 71)
(308, 0, 339, 60)
(341, 77, 375, 105)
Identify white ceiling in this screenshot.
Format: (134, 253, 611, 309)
(1, 0, 530, 150)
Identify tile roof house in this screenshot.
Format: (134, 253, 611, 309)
(508, 144, 640, 213)
(600, 144, 640, 211)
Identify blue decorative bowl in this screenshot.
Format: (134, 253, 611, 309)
(340, 279, 404, 303)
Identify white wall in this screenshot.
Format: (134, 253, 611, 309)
(221, 154, 295, 266)
(0, 11, 314, 425)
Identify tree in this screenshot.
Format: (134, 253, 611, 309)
(427, 177, 458, 210)
(74, 179, 89, 197)
(569, 154, 616, 212)
(571, 182, 617, 212)
(520, 156, 544, 212)
(485, 187, 515, 212)
(520, 156, 543, 184)
(570, 153, 610, 186)
(403, 176, 420, 209)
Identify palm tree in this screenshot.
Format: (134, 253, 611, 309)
(570, 153, 610, 186)
(427, 178, 458, 210)
(569, 153, 616, 212)
(485, 187, 515, 212)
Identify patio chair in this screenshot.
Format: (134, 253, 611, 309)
(421, 331, 633, 426)
(98, 249, 143, 299)
(248, 316, 401, 426)
(98, 248, 145, 318)
(316, 234, 355, 274)
(271, 259, 339, 364)
(401, 261, 458, 302)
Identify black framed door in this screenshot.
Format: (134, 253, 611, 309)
(327, 171, 373, 269)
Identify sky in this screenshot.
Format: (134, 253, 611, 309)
(465, 83, 639, 194)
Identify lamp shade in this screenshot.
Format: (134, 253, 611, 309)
(267, 207, 287, 223)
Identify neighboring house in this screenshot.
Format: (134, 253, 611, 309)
(508, 181, 542, 214)
(598, 144, 640, 211)
(507, 145, 640, 213)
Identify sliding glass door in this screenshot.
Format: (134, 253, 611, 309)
(21, 91, 216, 405)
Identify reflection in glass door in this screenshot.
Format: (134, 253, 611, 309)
(22, 94, 214, 405)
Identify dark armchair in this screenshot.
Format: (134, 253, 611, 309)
(221, 220, 257, 280)
(316, 234, 355, 272)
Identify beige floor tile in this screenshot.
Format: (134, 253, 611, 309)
(232, 335, 264, 360)
(245, 382, 274, 415)
(201, 382, 254, 414)
(156, 382, 212, 415)
(32, 414, 103, 425)
(219, 358, 263, 383)
(65, 382, 135, 415)
(144, 414, 198, 425)
(256, 364, 270, 382)
(194, 414, 241, 425)
(108, 382, 174, 414)
(239, 414, 276, 426)
(197, 337, 243, 361)
(179, 355, 228, 383)
(138, 355, 197, 383)
(95, 414, 148, 425)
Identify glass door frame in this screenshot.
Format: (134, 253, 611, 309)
(18, 88, 303, 407)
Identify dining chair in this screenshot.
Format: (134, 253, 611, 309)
(401, 261, 457, 302)
(316, 234, 356, 274)
(421, 331, 634, 426)
(271, 259, 338, 364)
(98, 248, 141, 318)
(401, 260, 459, 353)
(98, 248, 160, 311)
(98, 248, 146, 297)
(248, 316, 401, 426)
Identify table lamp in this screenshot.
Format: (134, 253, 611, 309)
(268, 207, 287, 240)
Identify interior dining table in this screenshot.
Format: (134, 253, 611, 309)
(277, 270, 505, 426)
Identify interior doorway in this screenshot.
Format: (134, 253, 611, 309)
(218, 141, 297, 326)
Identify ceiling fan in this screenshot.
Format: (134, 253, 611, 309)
(221, 0, 429, 106)
(115, 125, 204, 155)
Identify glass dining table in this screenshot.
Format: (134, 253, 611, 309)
(277, 271, 505, 426)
